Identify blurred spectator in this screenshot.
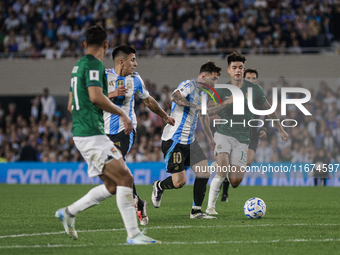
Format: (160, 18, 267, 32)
(41, 88, 56, 121)
(30, 95, 41, 121)
(126, 144, 145, 163)
(1, 0, 340, 57)
(313, 147, 330, 187)
(19, 137, 37, 161)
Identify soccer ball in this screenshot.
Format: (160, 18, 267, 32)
(243, 197, 266, 219)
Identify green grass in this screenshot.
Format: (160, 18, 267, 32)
(0, 185, 339, 255)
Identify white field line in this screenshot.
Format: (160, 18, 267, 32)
(1, 238, 340, 249)
(0, 223, 338, 239)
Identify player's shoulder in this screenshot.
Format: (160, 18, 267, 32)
(178, 79, 193, 88)
(244, 80, 260, 88)
(131, 71, 141, 77)
(105, 68, 115, 75)
(131, 72, 144, 84)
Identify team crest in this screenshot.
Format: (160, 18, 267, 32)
(111, 147, 117, 154)
(217, 144, 222, 150)
(126, 79, 133, 89)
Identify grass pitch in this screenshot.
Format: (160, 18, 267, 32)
(0, 184, 339, 255)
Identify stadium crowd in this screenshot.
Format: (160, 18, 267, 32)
(1, 0, 340, 58)
(0, 78, 339, 166)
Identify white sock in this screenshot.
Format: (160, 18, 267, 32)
(67, 184, 112, 216)
(116, 186, 140, 238)
(207, 174, 225, 209)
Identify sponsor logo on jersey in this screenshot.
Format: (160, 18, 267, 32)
(117, 80, 124, 87)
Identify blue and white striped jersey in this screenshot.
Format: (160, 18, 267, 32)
(161, 79, 208, 145)
(104, 68, 150, 134)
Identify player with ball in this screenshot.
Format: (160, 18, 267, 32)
(205, 52, 289, 215)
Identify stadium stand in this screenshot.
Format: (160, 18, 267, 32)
(1, 0, 340, 58)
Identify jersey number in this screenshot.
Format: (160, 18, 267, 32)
(240, 151, 247, 163)
(173, 152, 182, 164)
(71, 77, 80, 110)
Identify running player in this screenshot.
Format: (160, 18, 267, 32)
(151, 61, 225, 219)
(206, 52, 289, 215)
(220, 68, 269, 202)
(104, 45, 175, 225)
(55, 25, 160, 244)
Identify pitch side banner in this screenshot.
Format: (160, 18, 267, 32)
(0, 162, 340, 186)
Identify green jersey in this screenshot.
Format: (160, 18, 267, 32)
(214, 80, 266, 144)
(70, 55, 108, 137)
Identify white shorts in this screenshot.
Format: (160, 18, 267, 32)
(214, 132, 248, 167)
(73, 135, 122, 177)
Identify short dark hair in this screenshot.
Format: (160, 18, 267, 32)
(244, 68, 258, 78)
(111, 45, 137, 62)
(85, 25, 107, 47)
(199, 61, 222, 76)
(227, 51, 246, 66)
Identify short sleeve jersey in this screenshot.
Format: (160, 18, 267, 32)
(213, 80, 266, 144)
(161, 79, 208, 144)
(103, 69, 150, 134)
(70, 55, 108, 137)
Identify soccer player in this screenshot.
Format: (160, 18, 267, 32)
(104, 45, 175, 225)
(151, 61, 225, 219)
(55, 25, 160, 244)
(206, 52, 289, 215)
(220, 68, 269, 202)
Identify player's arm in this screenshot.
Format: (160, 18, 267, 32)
(259, 115, 270, 139)
(171, 90, 200, 109)
(88, 86, 132, 134)
(260, 99, 289, 143)
(206, 95, 233, 115)
(199, 112, 216, 150)
(67, 91, 72, 114)
(142, 96, 175, 126)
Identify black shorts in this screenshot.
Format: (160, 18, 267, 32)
(107, 130, 136, 157)
(161, 139, 207, 173)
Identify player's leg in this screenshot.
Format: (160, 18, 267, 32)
(152, 140, 187, 208)
(228, 141, 248, 188)
(221, 178, 230, 202)
(55, 136, 119, 240)
(108, 131, 149, 225)
(152, 170, 186, 208)
(221, 146, 256, 202)
(56, 135, 159, 244)
(190, 159, 215, 219)
(103, 157, 160, 244)
(206, 152, 229, 214)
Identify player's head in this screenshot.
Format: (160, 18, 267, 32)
(84, 25, 108, 56)
(244, 68, 258, 84)
(85, 25, 108, 47)
(198, 61, 222, 87)
(227, 52, 246, 81)
(112, 45, 137, 76)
